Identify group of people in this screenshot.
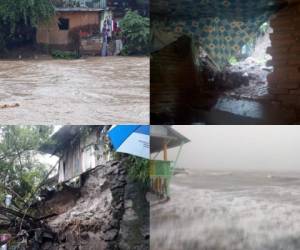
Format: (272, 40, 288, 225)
(101, 16, 123, 56)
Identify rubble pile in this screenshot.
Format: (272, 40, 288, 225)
(0, 204, 57, 250)
(41, 160, 127, 250)
(224, 57, 271, 98)
(202, 57, 272, 99)
(0, 160, 149, 250)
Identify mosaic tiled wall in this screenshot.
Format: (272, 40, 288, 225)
(151, 0, 285, 69)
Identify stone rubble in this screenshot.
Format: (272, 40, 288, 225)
(223, 57, 271, 99)
(204, 57, 271, 99)
(39, 160, 149, 250)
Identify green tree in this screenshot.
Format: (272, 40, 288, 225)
(0, 0, 54, 51)
(119, 10, 150, 55)
(0, 126, 53, 207)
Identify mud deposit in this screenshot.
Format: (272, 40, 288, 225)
(40, 161, 149, 250)
(0, 57, 149, 124)
(151, 170, 300, 250)
(40, 162, 125, 249)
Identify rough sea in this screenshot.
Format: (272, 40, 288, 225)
(151, 170, 300, 250)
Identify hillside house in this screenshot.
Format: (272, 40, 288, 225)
(37, 8, 103, 54)
(37, 0, 147, 55)
(41, 125, 109, 183)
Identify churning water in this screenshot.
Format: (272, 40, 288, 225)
(151, 170, 300, 250)
(0, 56, 149, 124)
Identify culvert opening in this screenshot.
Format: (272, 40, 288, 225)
(199, 22, 273, 100)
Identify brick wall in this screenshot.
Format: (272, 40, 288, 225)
(268, 0, 300, 111)
(150, 36, 201, 123)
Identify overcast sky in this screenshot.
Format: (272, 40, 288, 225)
(162, 126, 300, 171)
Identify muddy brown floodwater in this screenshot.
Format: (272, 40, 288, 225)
(0, 56, 149, 124)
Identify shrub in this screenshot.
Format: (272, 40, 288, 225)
(119, 10, 149, 55)
(51, 50, 80, 59)
(126, 156, 149, 186)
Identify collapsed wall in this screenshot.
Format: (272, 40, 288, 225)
(39, 160, 149, 250)
(150, 36, 201, 124)
(151, 0, 300, 124)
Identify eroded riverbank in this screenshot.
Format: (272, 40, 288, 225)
(0, 56, 149, 124)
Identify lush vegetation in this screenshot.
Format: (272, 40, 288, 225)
(126, 156, 149, 185)
(0, 126, 53, 207)
(51, 50, 80, 59)
(0, 0, 54, 51)
(119, 10, 149, 55)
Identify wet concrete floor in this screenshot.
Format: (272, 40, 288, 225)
(0, 56, 149, 124)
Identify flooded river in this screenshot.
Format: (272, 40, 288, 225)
(151, 170, 300, 250)
(0, 56, 149, 124)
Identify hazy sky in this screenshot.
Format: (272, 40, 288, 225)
(162, 126, 300, 171)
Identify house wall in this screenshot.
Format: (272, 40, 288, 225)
(37, 11, 100, 47)
(267, 0, 300, 115)
(58, 129, 106, 183)
(59, 138, 81, 182)
(150, 36, 202, 123)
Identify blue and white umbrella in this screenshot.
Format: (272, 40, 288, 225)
(107, 125, 150, 159)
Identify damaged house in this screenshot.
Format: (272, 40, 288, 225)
(37, 7, 104, 55)
(151, 0, 300, 124)
(37, 0, 148, 55)
(44, 125, 108, 183)
(21, 125, 149, 250)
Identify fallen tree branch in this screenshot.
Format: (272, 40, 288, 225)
(19, 159, 60, 230)
(0, 205, 36, 223)
(37, 213, 58, 221)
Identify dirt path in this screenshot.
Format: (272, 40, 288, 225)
(0, 56, 149, 124)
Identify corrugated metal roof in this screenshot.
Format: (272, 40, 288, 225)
(55, 7, 104, 12)
(150, 125, 190, 153)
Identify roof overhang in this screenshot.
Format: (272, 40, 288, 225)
(39, 125, 104, 155)
(151, 126, 190, 153)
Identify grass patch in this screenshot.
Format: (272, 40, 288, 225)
(51, 50, 80, 59)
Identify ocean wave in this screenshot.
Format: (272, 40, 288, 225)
(151, 178, 300, 250)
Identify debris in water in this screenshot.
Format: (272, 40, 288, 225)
(0, 103, 20, 109)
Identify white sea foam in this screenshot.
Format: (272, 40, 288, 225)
(151, 171, 300, 250)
